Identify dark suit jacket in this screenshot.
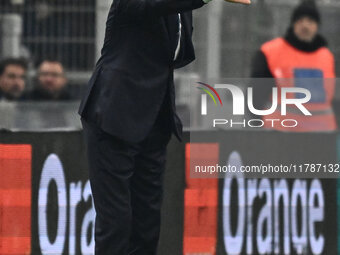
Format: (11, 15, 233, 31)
(78, 0, 206, 143)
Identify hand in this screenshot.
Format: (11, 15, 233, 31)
(224, 0, 251, 4)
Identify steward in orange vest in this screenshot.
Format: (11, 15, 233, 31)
(251, 0, 337, 132)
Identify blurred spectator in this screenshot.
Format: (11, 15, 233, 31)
(251, 0, 337, 132)
(0, 58, 27, 101)
(24, 59, 72, 101)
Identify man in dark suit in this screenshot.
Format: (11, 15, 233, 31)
(78, 0, 250, 254)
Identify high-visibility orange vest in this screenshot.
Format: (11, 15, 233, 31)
(260, 37, 337, 131)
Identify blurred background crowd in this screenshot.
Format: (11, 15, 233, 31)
(0, 0, 339, 130)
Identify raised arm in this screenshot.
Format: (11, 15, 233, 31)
(115, 0, 205, 17)
(114, 0, 251, 18)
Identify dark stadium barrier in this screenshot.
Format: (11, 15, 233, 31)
(0, 130, 339, 255)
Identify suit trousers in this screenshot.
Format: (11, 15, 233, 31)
(81, 99, 172, 255)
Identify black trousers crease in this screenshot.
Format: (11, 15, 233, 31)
(81, 97, 173, 255)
